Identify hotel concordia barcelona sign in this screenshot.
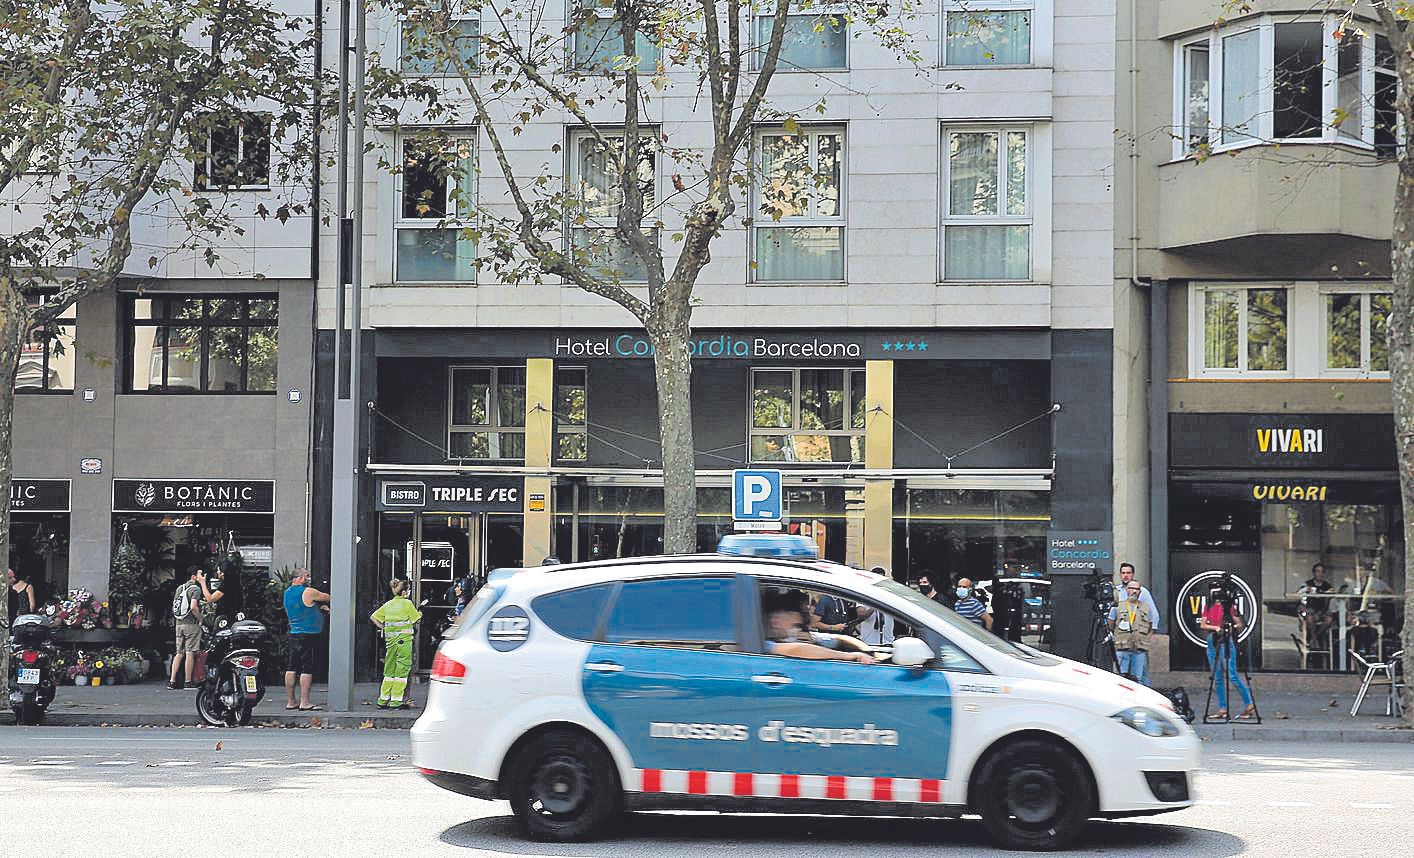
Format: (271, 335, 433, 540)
(113, 479, 276, 514)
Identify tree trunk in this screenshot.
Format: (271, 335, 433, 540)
(1391, 157, 1414, 724)
(0, 278, 30, 685)
(649, 314, 698, 555)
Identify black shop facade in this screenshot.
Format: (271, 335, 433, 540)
(1167, 413, 1404, 672)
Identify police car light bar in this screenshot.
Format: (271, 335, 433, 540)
(717, 534, 820, 559)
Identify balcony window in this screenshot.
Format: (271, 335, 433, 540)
(396, 134, 477, 283)
(1176, 16, 1393, 157)
(752, 127, 845, 282)
(1324, 289, 1391, 376)
(943, 127, 1030, 280)
(755, 6, 847, 71)
(125, 295, 278, 393)
(750, 367, 865, 463)
(16, 295, 75, 392)
(567, 129, 658, 282)
(448, 366, 525, 460)
(944, 3, 1031, 66)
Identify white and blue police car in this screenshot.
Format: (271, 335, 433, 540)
(412, 535, 1199, 850)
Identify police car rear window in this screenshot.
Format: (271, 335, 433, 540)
(532, 584, 614, 641)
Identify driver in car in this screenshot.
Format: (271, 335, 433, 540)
(763, 589, 882, 664)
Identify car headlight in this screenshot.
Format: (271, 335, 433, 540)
(1112, 706, 1181, 738)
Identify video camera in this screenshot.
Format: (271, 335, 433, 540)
(1080, 566, 1113, 614)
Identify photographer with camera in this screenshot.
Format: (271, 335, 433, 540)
(1199, 578, 1256, 720)
(1107, 581, 1153, 684)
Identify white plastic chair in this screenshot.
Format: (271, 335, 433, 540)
(1349, 649, 1403, 717)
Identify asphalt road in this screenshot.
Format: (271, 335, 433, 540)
(1, 728, 1411, 856)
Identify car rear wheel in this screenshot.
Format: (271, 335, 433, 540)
(975, 738, 1093, 851)
(506, 729, 621, 842)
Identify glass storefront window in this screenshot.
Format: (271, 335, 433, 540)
(750, 367, 865, 464)
(1258, 500, 1405, 671)
(891, 488, 1050, 585)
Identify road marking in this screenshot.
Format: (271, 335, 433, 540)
(1351, 802, 1394, 810)
(96, 760, 136, 767)
(1266, 801, 1313, 808)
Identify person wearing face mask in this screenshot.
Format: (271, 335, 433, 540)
(951, 578, 992, 631)
(1107, 582, 1153, 685)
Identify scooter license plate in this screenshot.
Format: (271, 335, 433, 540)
(244, 675, 258, 694)
(17, 669, 40, 686)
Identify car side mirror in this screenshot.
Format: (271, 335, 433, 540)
(891, 637, 933, 668)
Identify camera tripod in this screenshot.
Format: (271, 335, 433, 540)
(1083, 608, 1119, 673)
(1203, 617, 1262, 725)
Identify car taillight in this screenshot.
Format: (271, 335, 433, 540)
(431, 651, 466, 684)
(22, 651, 38, 664)
(237, 656, 258, 669)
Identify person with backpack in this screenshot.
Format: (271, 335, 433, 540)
(169, 566, 204, 690)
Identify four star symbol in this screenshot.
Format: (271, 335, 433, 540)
(880, 340, 929, 352)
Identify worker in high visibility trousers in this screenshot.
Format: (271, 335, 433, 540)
(370, 578, 422, 709)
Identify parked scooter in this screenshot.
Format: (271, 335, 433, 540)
(8, 614, 57, 725)
(195, 615, 266, 727)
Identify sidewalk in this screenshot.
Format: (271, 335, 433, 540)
(40, 680, 425, 729)
(32, 677, 1413, 741)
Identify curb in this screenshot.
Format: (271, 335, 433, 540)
(40, 713, 418, 730)
(1194, 725, 1414, 744)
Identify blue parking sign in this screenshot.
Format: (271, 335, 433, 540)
(732, 469, 782, 521)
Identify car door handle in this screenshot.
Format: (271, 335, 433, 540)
(584, 662, 624, 673)
(752, 673, 793, 686)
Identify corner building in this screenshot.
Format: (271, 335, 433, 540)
(318, 0, 1120, 675)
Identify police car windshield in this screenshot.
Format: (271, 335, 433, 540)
(874, 579, 1054, 662)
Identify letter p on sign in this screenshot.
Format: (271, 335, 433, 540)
(733, 469, 782, 521)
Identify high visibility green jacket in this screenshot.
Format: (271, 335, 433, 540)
(372, 596, 421, 641)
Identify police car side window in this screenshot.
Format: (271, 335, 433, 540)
(601, 578, 737, 651)
(532, 584, 615, 641)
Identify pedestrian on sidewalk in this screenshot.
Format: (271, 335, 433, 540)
(169, 567, 203, 690)
(370, 578, 422, 709)
(282, 567, 330, 711)
(1107, 581, 1153, 685)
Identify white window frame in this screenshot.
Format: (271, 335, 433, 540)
(941, 0, 1051, 68)
(565, 127, 660, 284)
(1172, 14, 1386, 160)
(940, 123, 1041, 283)
(393, 130, 477, 284)
(1188, 283, 1294, 378)
(750, 124, 847, 284)
(447, 365, 525, 461)
(194, 113, 272, 191)
(398, 10, 481, 77)
(752, 2, 850, 73)
(748, 366, 867, 464)
(1318, 285, 1392, 378)
(569, 1, 660, 72)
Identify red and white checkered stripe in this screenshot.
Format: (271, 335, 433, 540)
(633, 769, 945, 803)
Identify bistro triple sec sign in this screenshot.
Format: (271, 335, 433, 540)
(113, 479, 275, 514)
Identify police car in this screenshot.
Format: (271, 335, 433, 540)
(411, 535, 1199, 850)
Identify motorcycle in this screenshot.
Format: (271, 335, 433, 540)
(8, 614, 58, 726)
(195, 615, 266, 727)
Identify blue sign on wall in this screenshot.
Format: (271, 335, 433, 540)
(732, 469, 782, 522)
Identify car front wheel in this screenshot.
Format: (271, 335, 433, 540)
(506, 729, 621, 842)
(975, 738, 1094, 851)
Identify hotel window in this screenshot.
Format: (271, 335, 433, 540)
(752, 126, 845, 282)
(1175, 16, 1391, 157)
(396, 133, 477, 283)
(754, 4, 847, 71)
(448, 366, 525, 460)
(943, 2, 1032, 66)
(571, 2, 660, 72)
(193, 113, 271, 190)
(942, 127, 1030, 281)
(1195, 285, 1289, 375)
(16, 295, 76, 392)
(1323, 289, 1391, 376)
(400, 14, 480, 75)
(567, 129, 658, 283)
(556, 367, 588, 461)
(125, 295, 279, 393)
(750, 367, 865, 464)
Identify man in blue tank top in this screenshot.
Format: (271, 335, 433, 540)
(283, 567, 330, 710)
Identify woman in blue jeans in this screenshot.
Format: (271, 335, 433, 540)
(1199, 594, 1255, 719)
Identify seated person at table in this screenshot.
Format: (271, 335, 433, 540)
(1299, 562, 1334, 647)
